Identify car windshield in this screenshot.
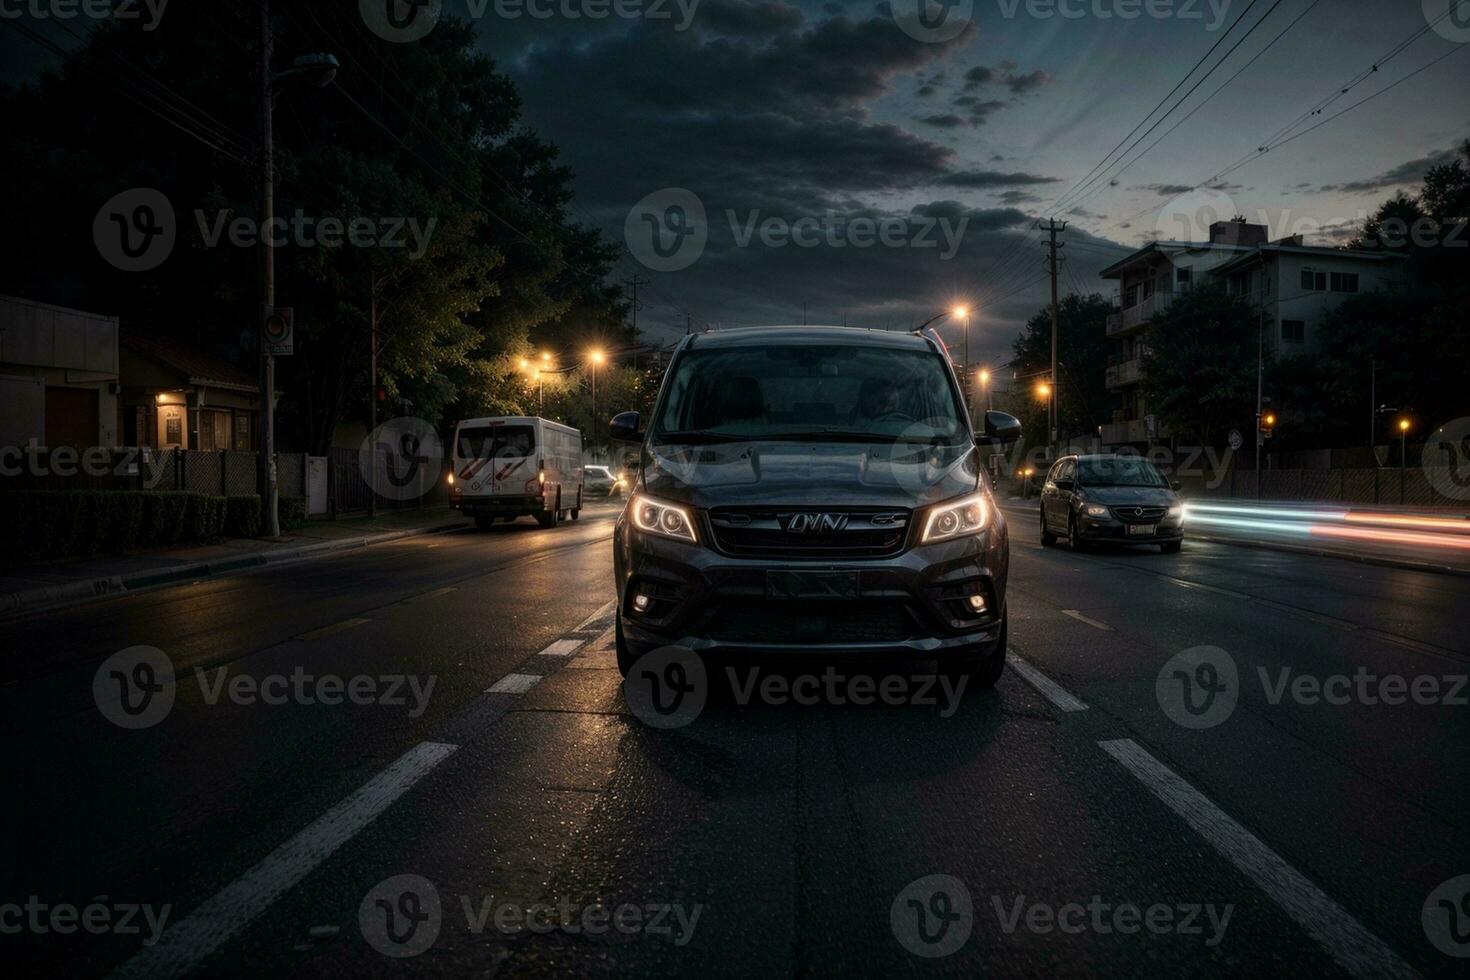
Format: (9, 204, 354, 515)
(651, 345, 967, 444)
(1077, 457, 1169, 488)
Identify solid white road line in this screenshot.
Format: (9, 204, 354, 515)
(1061, 609, 1114, 631)
(110, 741, 457, 980)
(537, 638, 585, 657)
(575, 600, 616, 631)
(1098, 738, 1419, 980)
(1008, 653, 1089, 712)
(486, 673, 541, 694)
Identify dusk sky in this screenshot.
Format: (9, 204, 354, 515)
(473, 0, 1470, 364)
(5, 0, 1467, 367)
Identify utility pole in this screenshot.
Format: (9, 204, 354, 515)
(624, 274, 648, 371)
(367, 271, 378, 519)
(1039, 219, 1067, 452)
(258, 0, 280, 537)
(1369, 358, 1380, 447)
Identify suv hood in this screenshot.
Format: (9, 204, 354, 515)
(639, 440, 981, 510)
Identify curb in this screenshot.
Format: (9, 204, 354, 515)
(1187, 532, 1470, 579)
(0, 520, 469, 618)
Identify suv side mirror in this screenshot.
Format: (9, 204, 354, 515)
(1170, 480, 1182, 492)
(980, 410, 1022, 445)
(609, 411, 642, 443)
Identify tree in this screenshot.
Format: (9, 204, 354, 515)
(1141, 283, 1260, 447)
(1010, 293, 1115, 447)
(0, 2, 628, 453)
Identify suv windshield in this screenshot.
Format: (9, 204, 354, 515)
(652, 345, 967, 444)
(1077, 457, 1169, 488)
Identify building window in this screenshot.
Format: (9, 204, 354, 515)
(1281, 320, 1305, 344)
(1176, 267, 1192, 288)
(1123, 284, 1138, 308)
(1301, 269, 1326, 291)
(1330, 272, 1359, 293)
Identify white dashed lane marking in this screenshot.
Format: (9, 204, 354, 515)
(1061, 609, 1113, 631)
(486, 673, 542, 694)
(537, 638, 585, 657)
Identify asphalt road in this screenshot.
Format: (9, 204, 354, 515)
(3, 496, 1468, 977)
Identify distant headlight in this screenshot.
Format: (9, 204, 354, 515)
(921, 491, 989, 543)
(630, 494, 696, 543)
(1084, 503, 1110, 518)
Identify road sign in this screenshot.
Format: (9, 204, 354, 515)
(1228, 428, 1243, 451)
(263, 307, 294, 356)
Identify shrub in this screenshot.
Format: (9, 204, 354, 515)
(225, 495, 262, 538)
(0, 490, 236, 559)
(279, 496, 308, 530)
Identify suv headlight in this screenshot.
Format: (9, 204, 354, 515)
(630, 494, 696, 543)
(1167, 504, 1184, 520)
(920, 491, 989, 543)
(1084, 503, 1110, 518)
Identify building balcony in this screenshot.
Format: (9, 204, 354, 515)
(1105, 354, 1146, 389)
(1106, 289, 1174, 336)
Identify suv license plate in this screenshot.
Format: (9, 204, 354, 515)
(766, 570, 859, 600)
(1127, 523, 1156, 536)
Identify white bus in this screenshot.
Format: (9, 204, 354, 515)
(449, 416, 584, 529)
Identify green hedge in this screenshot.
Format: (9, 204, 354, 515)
(279, 496, 307, 530)
(0, 491, 250, 559)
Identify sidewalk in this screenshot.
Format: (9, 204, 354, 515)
(0, 507, 471, 617)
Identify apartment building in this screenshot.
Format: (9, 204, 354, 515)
(1098, 221, 1404, 448)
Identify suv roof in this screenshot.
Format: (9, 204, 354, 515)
(684, 325, 937, 352)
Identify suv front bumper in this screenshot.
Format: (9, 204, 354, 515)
(614, 520, 1008, 660)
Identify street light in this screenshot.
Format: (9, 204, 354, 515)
(1399, 417, 1411, 467)
(1035, 381, 1051, 400)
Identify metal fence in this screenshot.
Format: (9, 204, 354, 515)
(1174, 466, 1467, 509)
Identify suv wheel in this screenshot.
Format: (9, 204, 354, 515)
(615, 611, 636, 677)
(1068, 512, 1088, 552)
(1040, 511, 1057, 546)
(941, 617, 1006, 691)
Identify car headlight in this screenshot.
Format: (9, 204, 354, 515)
(1167, 504, 1184, 520)
(1084, 503, 1110, 518)
(920, 491, 989, 543)
(630, 494, 696, 543)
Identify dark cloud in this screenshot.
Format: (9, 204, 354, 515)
(916, 83, 937, 97)
(1004, 69, 1050, 94)
(696, 0, 806, 36)
(1317, 147, 1459, 194)
(997, 190, 1043, 204)
(963, 65, 997, 90)
(939, 170, 1063, 189)
(1133, 183, 1196, 196)
(918, 113, 966, 128)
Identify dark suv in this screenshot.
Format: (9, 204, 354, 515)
(607, 326, 1021, 687)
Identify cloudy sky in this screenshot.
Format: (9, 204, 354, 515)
(4, 0, 1467, 370)
(468, 0, 1470, 366)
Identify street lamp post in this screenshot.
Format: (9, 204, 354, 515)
(1399, 417, 1410, 502)
(257, 0, 337, 537)
(589, 349, 605, 457)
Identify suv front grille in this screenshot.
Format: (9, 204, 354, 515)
(1109, 505, 1168, 523)
(707, 508, 909, 560)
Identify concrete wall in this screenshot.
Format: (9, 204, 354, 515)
(0, 295, 120, 449)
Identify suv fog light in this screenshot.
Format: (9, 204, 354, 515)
(633, 593, 651, 612)
(967, 594, 987, 613)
